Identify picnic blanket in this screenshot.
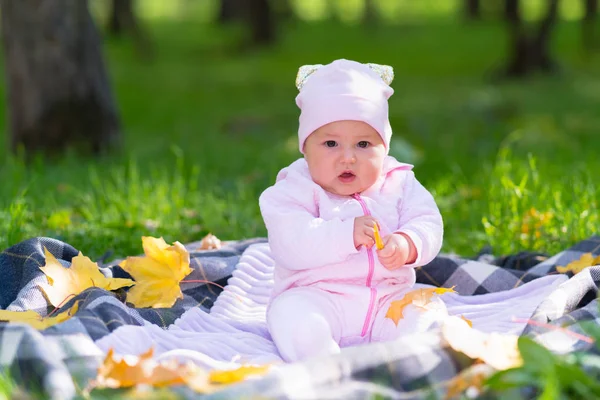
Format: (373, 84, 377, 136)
(1, 236, 599, 399)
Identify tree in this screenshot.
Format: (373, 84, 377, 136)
(364, 0, 379, 26)
(107, 0, 153, 60)
(465, 0, 482, 20)
(247, 0, 275, 46)
(274, 0, 295, 22)
(582, 0, 599, 51)
(219, 0, 244, 24)
(504, 0, 520, 23)
(501, 0, 561, 78)
(0, 0, 120, 157)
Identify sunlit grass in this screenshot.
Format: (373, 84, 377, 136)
(0, 6, 598, 261)
(89, 0, 587, 23)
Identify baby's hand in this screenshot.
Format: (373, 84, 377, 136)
(377, 233, 417, 270)
(353, 216, 379, 249)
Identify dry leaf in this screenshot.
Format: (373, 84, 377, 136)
(0, 302, 79, 330)
(556, 252, 600, 275)
(199, 233, 222, 250)
(94, 348, 202, 390)
(40, 249, 134, 307)
(373, 225, 384, 250)
(460, 315, 473, 328)
(120, 236, 192, 308)
(520, 207, 554, 238)
(442, 316, 522, 370)
(92, 348, 270, 394)
(209, 364, 271, 384)
(445, 364, 493, 400)
(385, 286, 456, 326)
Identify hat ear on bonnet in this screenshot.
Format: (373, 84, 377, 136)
(295, 63, 394, 90)
(294, 60, 395, 154)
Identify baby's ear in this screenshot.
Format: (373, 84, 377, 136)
(366, 63, 394, 85)
(295, 64, 323, 90)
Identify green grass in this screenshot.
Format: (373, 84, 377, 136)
(1, 11, 598, 260)
(0, 373, 14, 400)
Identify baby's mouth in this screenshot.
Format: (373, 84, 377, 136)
(338, 171, 356, 183)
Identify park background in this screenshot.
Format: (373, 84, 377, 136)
(0, 0, 598, 263)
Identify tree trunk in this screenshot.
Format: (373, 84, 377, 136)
(247, 0, 275, 46)
(0, 0, 121, 157)
(582, 0, 599, 50)
(108, 0, 123, 35)
(106, 0, 153, 60)
(363, 0, 378, 26)
(465, 0, 481, 20)
(503, 0, 560, 78)
(326, 0, 340, 22)
(584, 0, 599, 18)
(274, 0, 295, 21)
(219, 0, 244, 23)
(505, 0, 520, 23)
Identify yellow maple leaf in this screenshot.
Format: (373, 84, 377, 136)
(460, 315, 473, 328)
(39, 249, 135, 307)
(93, 347, 206, 390)
(373, 224, 384, 250)
(120, 236, 192, 308)
(0, 302, 79, 330)
(91, 348, 271, 394)
(385, 286, 456, 326)
(556, 253, 600, 275)
(442, 316, 522, 371)
(208, 364, 271, 385)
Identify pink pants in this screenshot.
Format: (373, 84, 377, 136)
(266, 284, 448, 362)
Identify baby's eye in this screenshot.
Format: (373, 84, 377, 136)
(325, 140, 337, 148)
(357, 141, 370, 148)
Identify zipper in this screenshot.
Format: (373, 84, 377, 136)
(352, 193, 377, 337)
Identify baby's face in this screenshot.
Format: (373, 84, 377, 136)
(304, 120, 386, 196)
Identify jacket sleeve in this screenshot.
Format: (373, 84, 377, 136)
(259, 180, 358, 271)
(394, 171, 444, 267)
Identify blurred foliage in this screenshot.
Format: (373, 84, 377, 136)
(0, 0, 597, 259)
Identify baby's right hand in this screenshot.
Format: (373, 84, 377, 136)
(353, 216, 379, 249)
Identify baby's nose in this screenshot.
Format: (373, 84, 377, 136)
(341, 148, 356, 163)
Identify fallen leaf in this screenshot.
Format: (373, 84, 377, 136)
(0, 302, 79, 330)
(198, 233, 222, 250)
(385, 286, 456, 326)
(460, 315, 473, 328)
(373, 225, 384, 250)
(93, 348, 203, 390)
(445, 364, 493, 400)
(120, 236, 192, 308)
(40, 249, 135, 307)
(520, 208, 554, 241)
(92, 348, 270, 394)
(209, 364, 271, 384)
(556, 253, 600, 275)
(442, 316, 522, 370)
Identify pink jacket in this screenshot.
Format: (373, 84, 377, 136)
(259, 156, 444, 300)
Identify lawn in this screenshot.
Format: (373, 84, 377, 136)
(1, 3, 597, 261)
(0, 1, 598, 398)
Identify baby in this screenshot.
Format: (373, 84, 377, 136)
(259, 59, 445, 362)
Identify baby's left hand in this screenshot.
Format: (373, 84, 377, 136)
(377, 233, 417, 270)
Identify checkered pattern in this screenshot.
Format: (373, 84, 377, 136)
(0, 235, 598, 399)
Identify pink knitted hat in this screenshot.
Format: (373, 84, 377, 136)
(295, 59, 394, 154)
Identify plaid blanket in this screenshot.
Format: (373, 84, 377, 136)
(0, 235, 599, 399)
